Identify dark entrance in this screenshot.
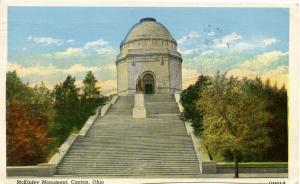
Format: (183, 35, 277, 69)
(143, 73, 155, 94)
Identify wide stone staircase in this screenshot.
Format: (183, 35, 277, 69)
(55, 94, 201, 177)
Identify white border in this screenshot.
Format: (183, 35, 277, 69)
(0, 1, 298, 184)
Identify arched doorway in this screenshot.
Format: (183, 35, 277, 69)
(143, 73, 155, 94)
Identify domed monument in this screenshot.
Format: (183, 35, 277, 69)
(116, 18, 182, 95)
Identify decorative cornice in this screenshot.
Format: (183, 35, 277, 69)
(116, 53, 182, 64)
(120, 37, 177, 48)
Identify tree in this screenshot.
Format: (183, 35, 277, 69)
(241, 77, 288, 161)
(52, 75, 80, 138)
(83, 71, 100, 100)
(80, 71, 104, 119)
(198, 73, 271, 178)
(6, 71, 32, 102)
(180, 75, 211, 135)
(7, 100, 48, 165)
(6, 71, 49, 165)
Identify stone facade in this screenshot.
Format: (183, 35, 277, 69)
(116, 18, 182, 95)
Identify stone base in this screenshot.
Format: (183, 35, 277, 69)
(133, 93, 146, 118)
(201, 161, 217, 174)
(133, 108, 146, 118)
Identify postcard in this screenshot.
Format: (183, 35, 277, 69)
(0, 1, 299, 184)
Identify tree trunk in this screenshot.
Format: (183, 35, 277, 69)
(233, 149, 239, 178)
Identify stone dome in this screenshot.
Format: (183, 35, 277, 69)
(121, 18, 176, 46)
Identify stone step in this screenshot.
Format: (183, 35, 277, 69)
(56, 169, 200, 174)
(89, 126, 186, 130)
(99, 116, 181, 119)
(86, 128, 187, 132)
(98, 114, 181, 119)
(92, 122, 184, 126)
(56, 170, 200, 175)
(54, 174, 201, 178)
(57, 167, 199, 171)
(54, 174, 201, 177)
(87, 129, 187, 134)
(86, 129, 187, 133)
(57, 167, 199, 172)
(86, 133, 188, 137)
(92, 120, 185, 124)
(61, 158, 198, 164)
(74, 140, 192, 146)
(75, 139, 192, 145)
(64, 150, 197, 155)
(77, 135, 190, 140)
(144, 95, 176, 102)
(62, 150, 196, 157)
(59, 161, 199, 166)
(60, 157, 198, 161)
(66, 147, 196, 153)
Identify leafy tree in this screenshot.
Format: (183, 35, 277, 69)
(52, 75, 81, 139)
(6, 71, 49, 165)
(6, 71, 32, 101)
(78, 71, 104, 128)
(30, 83, 54, 126)
(266, 85, 287, 161)
(198, 73, 271, 178)
(6, 71, 106, 165)
(7, 100, 48, 165)
(81, 71, 105, 113)
(83, 71, 100, 100)
(242, 77, 288, 161)
(180, 75, 211, 135)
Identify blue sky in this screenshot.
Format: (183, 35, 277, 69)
(8, 7, 289, 94)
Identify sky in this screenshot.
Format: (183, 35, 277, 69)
(8, 7, 289, 95)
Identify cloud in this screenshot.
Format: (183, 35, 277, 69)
(181, 49, 289, 89)
(182, 68, 200, 89)
(240, 50, 288, 71)
(213, 35, 278, 50)
(9, 63, 59, 77)
(28, 36, 64, 46)
(233, 42, 256, 51)
(97, 80, 117, 95)
(226, 51, 288, 87)
(213, 32, 242, 48)
(178, 30, 279, 55)
(260, 38, 278, 47)
(28, 79, 118, 95)
(8, 62, 117, 94)
(45, 38, 114, 58)
(53, 48, 85, 57)
(96, 47, 115, 54)
(74, 79, 117, 95)
(177, 31, 201, 45)
(8, 63, 115, 77)
(67, 39, 75, 44)
(227, 69, 258, 79)
(84, 39, 109, 50)
(261, 65, 288, 87)
(28, 81, 56, 90)
(179, 48, 195, 55)
(227, 66, 288, 87)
